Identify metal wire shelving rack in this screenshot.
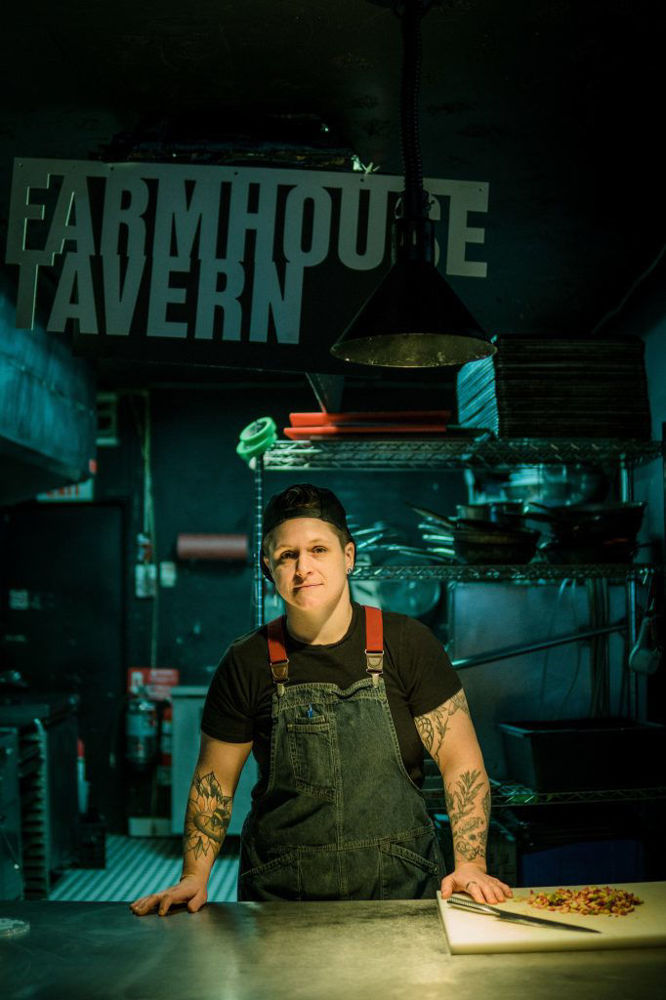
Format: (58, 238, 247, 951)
(249, 434, 665, 817)
(261, 437, 663, 472)
(348, 563, 657, 583)
(421, 769, 666, 808)
(252, 436, 664, 625)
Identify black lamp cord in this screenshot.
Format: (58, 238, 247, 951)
(398, 0, 430, 223)
(394, 0, 437, 264)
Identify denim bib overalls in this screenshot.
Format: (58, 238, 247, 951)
(237, 605, 445, 901)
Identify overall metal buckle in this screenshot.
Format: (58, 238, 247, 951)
(270, 661, 289, 697)
(365, 650, 384, 686)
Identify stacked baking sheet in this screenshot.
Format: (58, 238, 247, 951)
(457, 336, 651, 439)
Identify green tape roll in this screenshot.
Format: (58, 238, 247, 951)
(236, 416, 278, 463)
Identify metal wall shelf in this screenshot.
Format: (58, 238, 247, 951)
(263, 437, 663, 471)
(422, 775, 666, 807)
(350, 562, 658, 583)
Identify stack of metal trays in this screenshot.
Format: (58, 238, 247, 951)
(457, 336, 651, 439)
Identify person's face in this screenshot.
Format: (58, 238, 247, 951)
(264, 518, 354, 613)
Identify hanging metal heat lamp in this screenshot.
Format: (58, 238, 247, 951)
(330, 0, 496, 368)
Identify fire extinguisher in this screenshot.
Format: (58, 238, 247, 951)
(126, 694, 158, 770)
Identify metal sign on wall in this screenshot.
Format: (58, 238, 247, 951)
(6, 157, 489, 374)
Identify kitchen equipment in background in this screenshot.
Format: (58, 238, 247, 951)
(457, 335, 651, 439)
(451, 527, 540, 565)
(0, 693, 79, 897)
(455, 501, 526, 526)
(505, 467, 570, 504)
(289, 410, 451, 426)
(465, 464, 610, 507)
(406, 502, 457, 529)
(438, 880, 666, 953)
(284, 410, 451, 439)
(498, 717, 666, 791)
(526, 501, 646, 564)
(284, 423, 449, 439)
(407, 502, 540, 564)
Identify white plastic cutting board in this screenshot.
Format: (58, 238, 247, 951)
(437, 881, 666, 953)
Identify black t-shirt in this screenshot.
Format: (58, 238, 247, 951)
(201, 601, 463, 794)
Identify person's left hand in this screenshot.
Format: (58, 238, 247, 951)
(440, 862, 513, 904)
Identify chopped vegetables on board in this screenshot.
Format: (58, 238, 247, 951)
(523, 886, 643, 916)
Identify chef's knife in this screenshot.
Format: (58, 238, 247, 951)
(446, 895, 601, 934)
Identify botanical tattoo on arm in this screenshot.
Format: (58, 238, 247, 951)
(414, 689, 471, 761)
(445, 768, 490, 864)
(183, 770, 232, 862)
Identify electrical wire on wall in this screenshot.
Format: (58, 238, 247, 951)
(128, 392, 159, 669)
(618, 609, 630, 719)
(126, 391, 161, 821)
(555, 581, 584, 717)
(536, 577, 570, 720)
(587, 578, 611, 717)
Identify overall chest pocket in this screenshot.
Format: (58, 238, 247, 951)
(286, 714, 336, 801)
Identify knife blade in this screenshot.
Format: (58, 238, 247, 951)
(446, 895, 601, 934)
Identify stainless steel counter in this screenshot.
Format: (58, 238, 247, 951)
(2, 900, 665, 1000)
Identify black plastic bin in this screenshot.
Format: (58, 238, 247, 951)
(498, 717, 666, 792)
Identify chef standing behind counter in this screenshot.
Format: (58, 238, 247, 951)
(131, 484, 511, 913)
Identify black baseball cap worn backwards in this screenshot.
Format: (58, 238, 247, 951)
(262, 483, 351, 543)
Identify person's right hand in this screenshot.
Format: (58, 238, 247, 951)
(129, 874, 208, 916)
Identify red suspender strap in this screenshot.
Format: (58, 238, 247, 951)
(267, 616, 289, 695)
(364, 605, 384, 684)
(268, 608, 382, 694)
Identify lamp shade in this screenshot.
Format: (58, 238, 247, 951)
(329, 257, 496, 367)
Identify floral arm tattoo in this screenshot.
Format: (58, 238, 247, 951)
(183, 770, 232, 863)
(444, 769, 490, 864)
(414, 689, 470, 759)
(414, 690, 490, 866)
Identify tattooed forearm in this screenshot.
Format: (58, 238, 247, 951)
(183, 770, 232, 862)
(414, 689, 471, 760)
(445, 768, 490, 865)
